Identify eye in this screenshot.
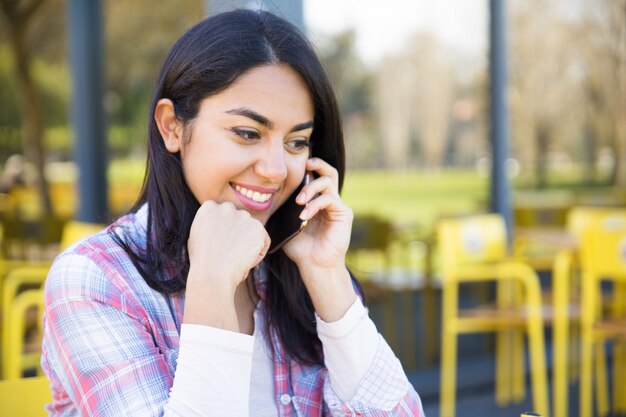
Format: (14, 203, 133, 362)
(231, 128, 260, 142)
(285, 139, 311, 153)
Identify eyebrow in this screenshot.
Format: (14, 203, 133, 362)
(226, 107, 314, 133)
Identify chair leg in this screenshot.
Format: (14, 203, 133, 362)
(526, 307, 549, 416)
(595, 341, 609, 417)
(495, 279, 515, 406)
(616, 342, 626, 414)
(613, 341, 626, 415)
(580, 336, 594, 417)
(612, 282, 626, 414)
(552, 249, 570, 417)
(569, 321, 579, 383)
(553, 303, 568, 417)
(440, 285, 458, 417)
(511, 329, 526, 403)
(495, 329, 512, 406)
(611, 342, 621, 414)
(580, 274, 595, 417)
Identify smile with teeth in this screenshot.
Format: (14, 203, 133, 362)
(234, 184, 273, 203)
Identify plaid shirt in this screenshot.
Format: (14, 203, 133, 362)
(41, 206, 424, 416)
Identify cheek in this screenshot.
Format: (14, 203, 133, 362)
(286, 159, 308, 192)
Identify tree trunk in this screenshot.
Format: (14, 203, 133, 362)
(582, 122, 597, 185)
(535, 123, 550, 189)
(0, 0, 52, 216)
(609, 0, 626, 187)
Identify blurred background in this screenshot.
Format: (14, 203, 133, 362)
(1, 0, 624, 224)
(0, 0, 625, 416)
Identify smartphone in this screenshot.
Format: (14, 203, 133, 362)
(266, 172, 311, 254)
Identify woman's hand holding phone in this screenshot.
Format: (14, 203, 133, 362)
(282, 157, 357, 321)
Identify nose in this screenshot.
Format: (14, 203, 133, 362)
(255, 140, 288, 184)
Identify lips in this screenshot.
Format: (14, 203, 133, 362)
(231, 182, 277, 212)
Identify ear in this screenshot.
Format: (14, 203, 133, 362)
(154, 98, 184, 153)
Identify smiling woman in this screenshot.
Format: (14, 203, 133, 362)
(40, 8, 424, 417)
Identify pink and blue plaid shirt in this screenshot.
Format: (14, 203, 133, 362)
(41, 206, 424, 416)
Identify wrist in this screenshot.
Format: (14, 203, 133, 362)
(299, 265, 357, 322)
(184, 267, 238, 330)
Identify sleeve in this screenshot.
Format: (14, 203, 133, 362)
(164, 324, 253, 416)
(42, 252, 254, 417)
(317, 298, 425, 416)
(316, 297, 379, 400)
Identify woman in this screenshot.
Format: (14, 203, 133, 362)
(41, 9, 424, 416)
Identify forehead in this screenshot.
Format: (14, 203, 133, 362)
(199, 64, 314, 123)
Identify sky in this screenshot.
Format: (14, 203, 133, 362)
(304, 0, 488, 65)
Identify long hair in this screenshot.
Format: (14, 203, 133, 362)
(112, 9, 346, 365)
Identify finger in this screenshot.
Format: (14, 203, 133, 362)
(296, 175, 337, 205)
(299, 194, 348, 221)
(306, 158, 339, 189)
(252, 220, 271, 265)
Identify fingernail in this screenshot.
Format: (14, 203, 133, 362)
(299, 208, 308, 220)
(296, 192, 306, 204)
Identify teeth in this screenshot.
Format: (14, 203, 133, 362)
(234, 185, 272, 203)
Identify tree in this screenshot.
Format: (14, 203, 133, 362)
(580, 0, 626, 187)
(377, 33, 455, 170)
(0, 0, 52, 214)
(509, 0, 585, 188)
(315, 30, 378, 168)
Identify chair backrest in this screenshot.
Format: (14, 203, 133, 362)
(2, 266, 50, 314)
(437, 214, 507, 268)
(567, 207, 626, 241)
(0, 376, 51, 417)
(579, 219, 626, 279)
(60, 220, 105, 251)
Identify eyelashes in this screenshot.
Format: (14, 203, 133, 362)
(230, 128, 311, 153)
(285, 139, 311, 153)
(231, 128, 260, 141)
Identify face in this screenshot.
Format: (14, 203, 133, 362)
(161, 64, 314, 225)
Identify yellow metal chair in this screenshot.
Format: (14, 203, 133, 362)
(437, 213, 548, 417)
(3, 288, 45, 379)
(550, 207, 626, 417)
(2, 269, 49, 378)
(0, 375, 51, 417)
(579, 217, 626, 417)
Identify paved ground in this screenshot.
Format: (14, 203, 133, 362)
(405, 356, 625, 417)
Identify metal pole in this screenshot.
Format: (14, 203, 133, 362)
(489, 0, 512, 238)
(68, 0, 108, 222)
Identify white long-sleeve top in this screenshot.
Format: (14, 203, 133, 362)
(167, 297, 379, 416)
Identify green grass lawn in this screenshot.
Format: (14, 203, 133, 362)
(342, 169, 489, 233)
